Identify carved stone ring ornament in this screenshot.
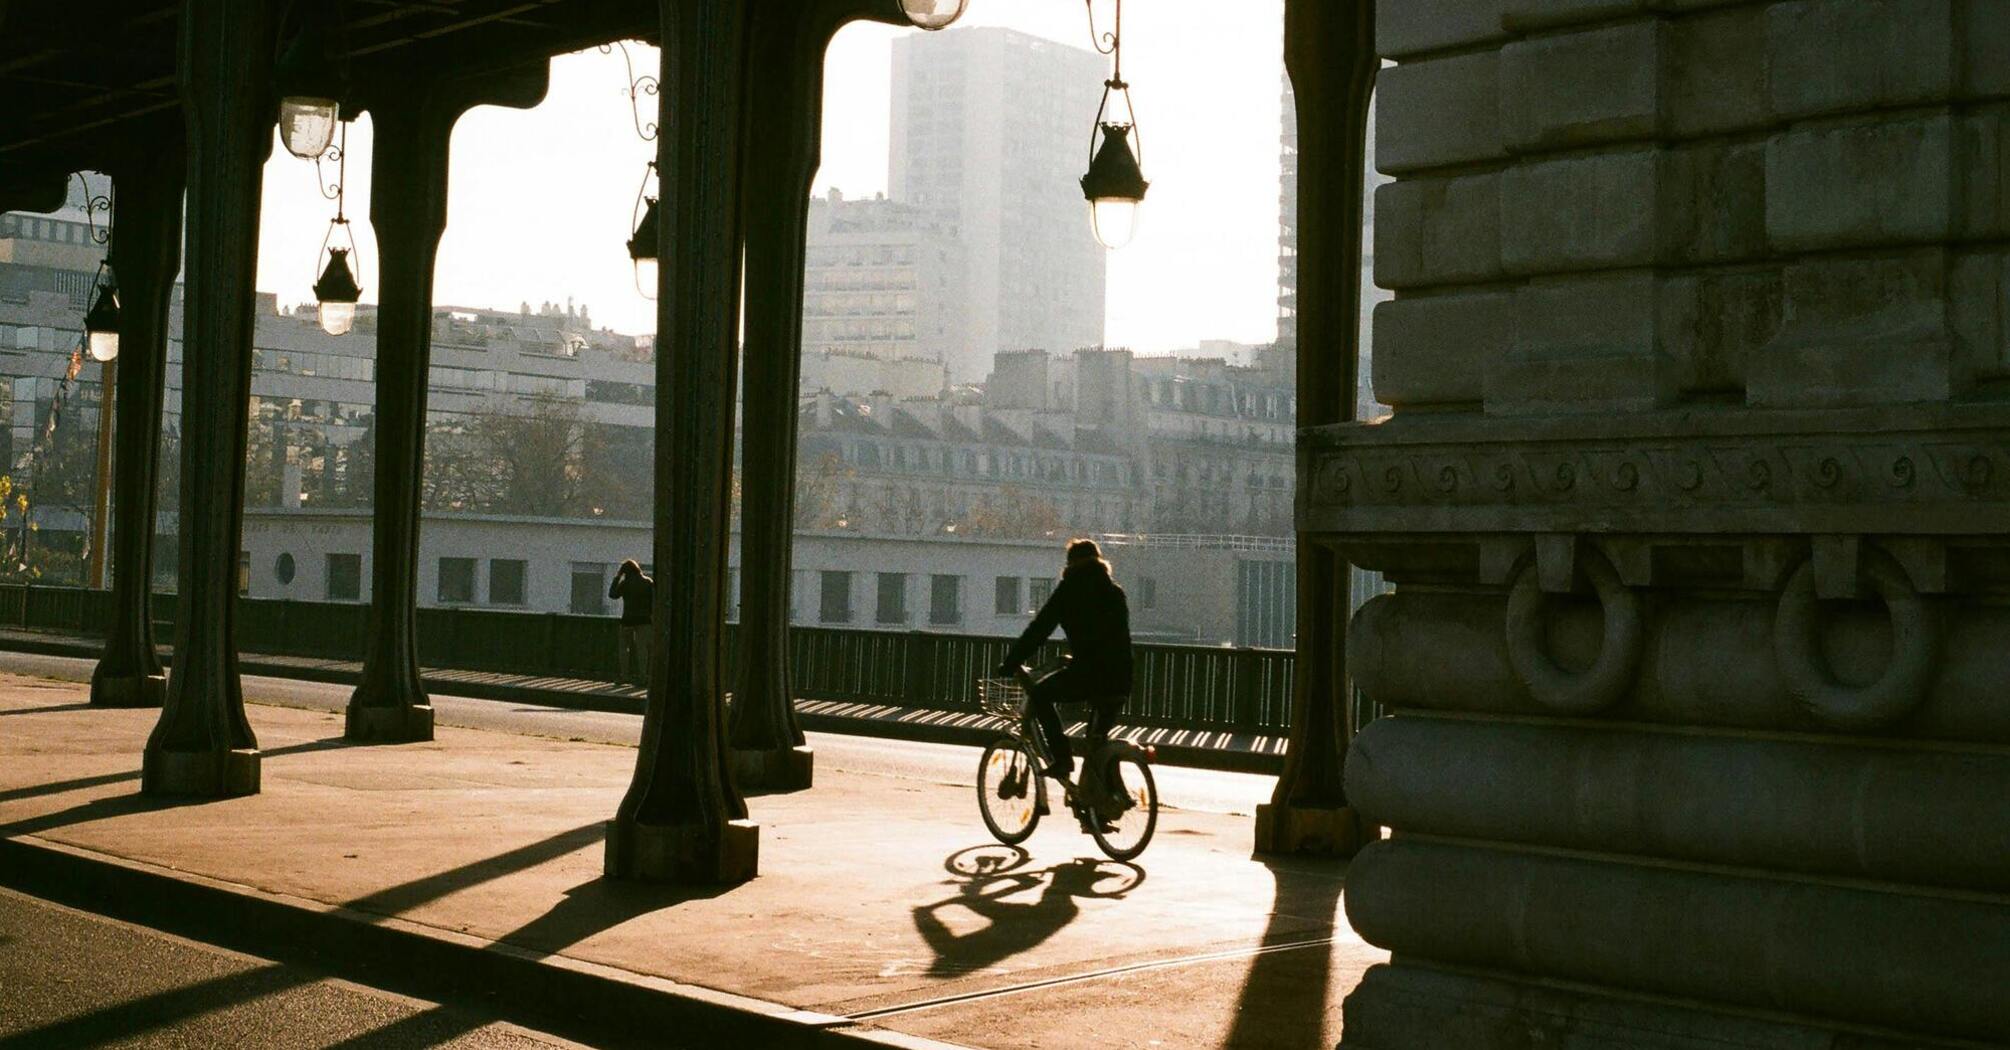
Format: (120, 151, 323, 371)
(1504, 549, 1644, 714)
(1773, 547, 1938, 731)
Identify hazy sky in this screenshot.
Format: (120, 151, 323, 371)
(253, 1, 1288, 355)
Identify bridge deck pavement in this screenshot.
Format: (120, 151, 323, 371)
(0, 672, 1378, 1050)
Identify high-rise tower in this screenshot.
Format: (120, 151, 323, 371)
(890, 27, 1108, 384)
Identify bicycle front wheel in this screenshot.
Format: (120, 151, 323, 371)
(977, 737, 1042, 845)
(1088, 746, 1158, 861)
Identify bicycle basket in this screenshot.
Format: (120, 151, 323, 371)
(977, 676, 1027, 719)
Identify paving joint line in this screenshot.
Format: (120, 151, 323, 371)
(844, 934, 1338, 1021)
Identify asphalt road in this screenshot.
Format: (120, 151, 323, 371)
(0, 650, 1274, 816)
(0, 886, 586, 1050)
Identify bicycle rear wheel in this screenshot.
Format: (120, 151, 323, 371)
(977, 737, 1042, 845)
(1088, 746, 1158, 861)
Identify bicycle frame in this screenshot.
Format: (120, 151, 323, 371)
(1008, 664, 1122, 809)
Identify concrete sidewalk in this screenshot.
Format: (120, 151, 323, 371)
(0, 627, 1287, 774)
(0, 673, 1377, 1049)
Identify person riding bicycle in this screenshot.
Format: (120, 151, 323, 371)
(995, 539, 1134, 817)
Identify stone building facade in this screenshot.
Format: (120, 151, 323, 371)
(800, 188, 961, 376)
(1325, 2, 2010, 1047)
(797, 345, 1297, 540)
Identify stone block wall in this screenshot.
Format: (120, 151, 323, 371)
(1317, 2, 2010, 1047)
(1367, 0, 2010, 413)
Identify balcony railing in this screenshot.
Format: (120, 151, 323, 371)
(0, 584, 1386, 739)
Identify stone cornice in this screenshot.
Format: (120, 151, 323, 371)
(1299, 403, 2010, 535)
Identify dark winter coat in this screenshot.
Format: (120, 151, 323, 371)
(609, 569, 654, 626)
(1004, 559, 1133, 696)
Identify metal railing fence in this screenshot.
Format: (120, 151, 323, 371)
(0, 583, 1393, 738)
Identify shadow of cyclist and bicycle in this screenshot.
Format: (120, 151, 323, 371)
(910, 844, 1146, 978)
(911, 843, 1353, 1049)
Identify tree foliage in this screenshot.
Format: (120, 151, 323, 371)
(423, 397, 634, 518)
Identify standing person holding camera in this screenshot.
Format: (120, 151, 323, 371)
(609, 559, 654, 686)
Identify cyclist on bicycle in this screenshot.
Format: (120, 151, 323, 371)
(995, 538, 1133, 787)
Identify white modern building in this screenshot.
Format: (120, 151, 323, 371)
(890, 26, 1109, 383)
(239, 508, 1299, 646)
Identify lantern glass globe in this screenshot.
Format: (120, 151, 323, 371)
(1090, 198, 1140, 249)
(279, 97, 340, 159)
(87, 330, 119, 363)
(902, 0, 967, 30)
(318, 300, 356, 337)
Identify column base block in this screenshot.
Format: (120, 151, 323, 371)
(605, 817, 759, 885)
(729, 745, 814, 793)
(141, 747, 261, 798)
(90, 671, 166, 709)
(1254, 802, 1371, 857)
(345, 703, 436, 743)
(1341, 963, 1938, 1050)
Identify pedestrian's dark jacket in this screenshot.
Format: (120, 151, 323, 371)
(1004, 558, 1133, 695)
(609, 570, 654, 626)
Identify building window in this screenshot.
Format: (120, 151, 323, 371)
(274, 552, 296, 586)
(490, 559, 527, 606)
(1138, 576, 1157, 610)
(438, 557, 477, 603)
(876, 572, 907, 625)
(820, 571, 853, 624)
(994, 576, 1022, 616)
(929, 574, 961, 626)
(570, 562, 609, 615)
(1030, 577, 1054, 609)
(326, 553, 362, 602)
(238, 551, 250, 596)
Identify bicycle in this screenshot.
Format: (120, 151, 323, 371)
(974, 661, 1159, 861)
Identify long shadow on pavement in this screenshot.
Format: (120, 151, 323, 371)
(0, 768, 139, 806)
(0, 702, 93, 717)
(0, 963, 312, 1050)
(318, 1002, 486, 1050)
(0, 737, 366, 834)
(265, 735, 374, 759)
(500, 874, 732, 960)
(911, 845, 1144, 979)
(0, 790, 204, 840)
(0, 736, 362, 810)
(1217, 855, 1349, 1050)
(344, 823, 607, 919)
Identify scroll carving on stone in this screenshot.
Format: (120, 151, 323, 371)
(1302, 408, 2010, 535)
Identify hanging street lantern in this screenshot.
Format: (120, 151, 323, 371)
(275, 6, 347, 160)
(1081, 0, 1148, 249)
(598, 45, 664, 299)
(313, 248, 362, 336)
(278, 95, 340, 163)
(629, 193, 661, 299)
(310, 121, 361, 335)
(901, 0, 968, 30)
(1082, 123, 1148, 250)
(83, 272, 121, 363)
